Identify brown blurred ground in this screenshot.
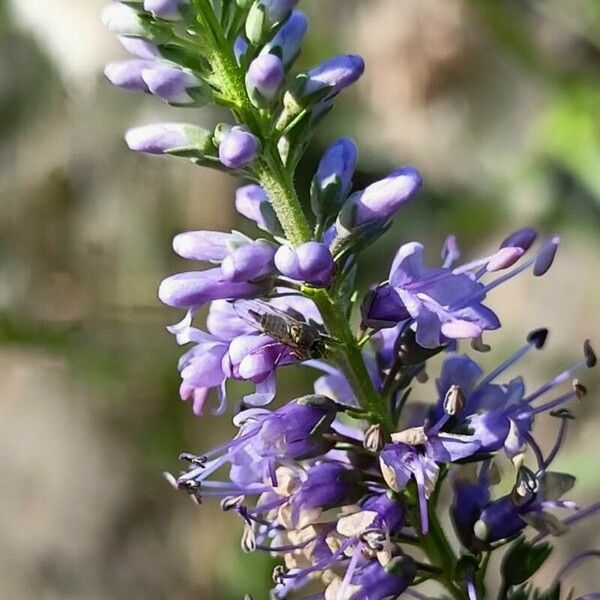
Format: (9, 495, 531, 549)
(1, 1, 599, 598)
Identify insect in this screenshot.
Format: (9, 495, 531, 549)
(233, 298, 330, 361)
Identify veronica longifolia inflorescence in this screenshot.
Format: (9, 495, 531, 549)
(104, 1, 598, 598)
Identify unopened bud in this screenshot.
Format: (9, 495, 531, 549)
(443, 385, 465, 415)
(363, 424, 385, 453)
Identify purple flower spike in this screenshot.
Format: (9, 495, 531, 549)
(352, 166, 422, 225)
(221, 241, 277, 282)
(275, 242, 335, 286)
(533, 235, 560, 276)
(142, 65, 203, 104)
(304, 54, 365, 96)
(261, 11, 308, 66)
(246, 54, 284, 102)
(172, 231, 242, 262)
(144, 0, 187, 21)
(104, 59, 154, 91)
(218, 126, 260, 168)
(126, 122, 211, 155)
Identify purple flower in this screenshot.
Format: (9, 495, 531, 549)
(326, 557, 417, 600)
(472, 467, 577, 548)
(259, 0, 299, 24)
(172, 230, 245, 262)
(173, 396, 338, 492)
(142, 65, 205, 104)
(144, 0, 187, 21)
(158, 268, 266, 309)
(261, 11, 308, 66)
(218, 126, 260, 168)
(364, 241, 499, 347)
(274, 241, 335, 286)
(350, 166, 422, 226)
(234, 184, 281, 234)
(118, 36, 161, 59)
(125, 122, 213, 155)
(379, 425, 480, 533)
(304, 54, 365, 97)
(245, 54, 284, 103)
(221, 241, 277, 282)
(104, 59, 155, 91)
(102, 3, 145, 36)
(315, 138, 357, 201)
(289, 462, 361, 526)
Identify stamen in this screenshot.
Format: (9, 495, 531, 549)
(542, 411, 572, 470)
(522, 432, 545, 472)
(413, 462, 430, 534)
(584, 339, 596, 368)
(337, 541, 362, 600)
(531, 388, 578, 415)
(428, 385, 464, 436)
(500, 228, 538, 252)
(477, 329, 547, 389)
(533, 236, 560, 276)
(482, 257, 535, 294)
(549, 550, 600, 590)
(525, 357, 589, 403)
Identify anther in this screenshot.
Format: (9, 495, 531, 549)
(527, 328, 549, 350)
(241, 523, 256, 553)
(221, 495, 245, 511)
(584, 339, 596, 368)
(572, 379, 587, 400)
(363, 424, 386, 453)
(550, 408, 575, 420)
(443, 385, 465, 416)
(179, 452, 207, 467)
(272, 565, 286, 585)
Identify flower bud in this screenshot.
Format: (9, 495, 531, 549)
(144, 0, 188, 21)
(351, 166, 422, 225)
(104, 59, 155, 91)
(119, 36, 161, 59)
(260, 11, 307, 67)
(142, 65, 210, 105)
(533, 235, 560, 276)
(125, 123, 213, 156)
(172, 231, 243, 262)
(259, 0, 299, 24)
(233, 36, 249, 64)
(103, 3, 170, 42)
(218, 126, 260, 168)
(311, 138, 357, 226)
(245, 54, 284, 104)
(303, 54, 365, 97)
(221, 241, 277, 282)
(275, 242, 335, 286)
(235, 184, 281, 234)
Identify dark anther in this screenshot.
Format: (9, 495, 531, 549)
(550, 408, 575, 420)
(443, 384, 465, 416)
(179, 452, 207, 467)
(584, 339, 596, 368)
(527, 328, 549, 349)
(221, 495, 245, 512)
(572, 379, 587, 400)
(272, 565, 286, 585)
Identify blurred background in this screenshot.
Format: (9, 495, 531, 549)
(1, 1, 599, 598)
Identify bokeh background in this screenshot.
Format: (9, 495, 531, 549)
(1, 1, 599, 598)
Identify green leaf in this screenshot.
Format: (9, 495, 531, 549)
(501, 536, 553, 585)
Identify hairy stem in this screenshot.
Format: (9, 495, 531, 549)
(195, 4, 391, 427)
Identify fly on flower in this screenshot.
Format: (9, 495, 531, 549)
(232, 298, 330, 360)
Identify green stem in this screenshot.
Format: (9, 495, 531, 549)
(192, 2, 390, 428)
